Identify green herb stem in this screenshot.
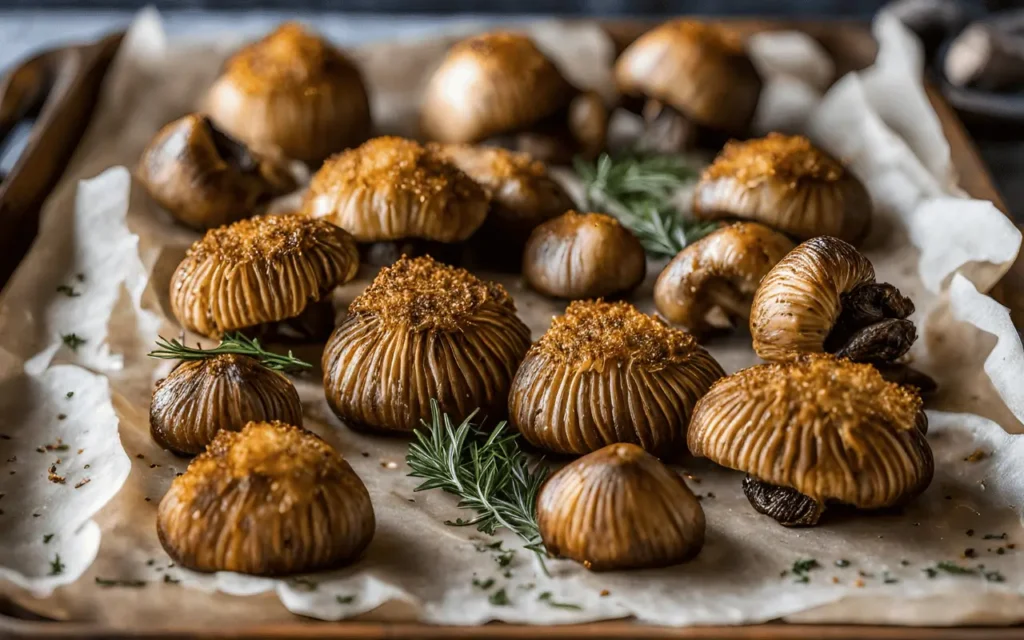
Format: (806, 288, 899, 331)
(147, 333, 312, 373)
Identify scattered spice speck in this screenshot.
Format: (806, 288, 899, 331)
(983, 533, 1008, 540)
(61, 334, 86, 352)
(831, 576, 839, 584)
(57, 414, 66, 421)
(162, 575, 180, 584)
(834, 559, 850, 568)
(49, 554, 65, 575)
(56, 285, 80, 298)
(336, 595, 356, 604)
(964, 548, 977, 558)
(854, 579, 865, 588)
(95, 577, 147, 588)
(472, 577, 495, 590)
(42, 534, 54, 544)
(600, 589, 610, 597)
(74, 478, 91, 489)
(966, 529, 975, 537)
(963, 449, 988, 463)
(65, 392, 74, 399)
(488, 588, 510, 606)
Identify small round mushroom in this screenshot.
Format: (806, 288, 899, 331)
(303, 137, 489, 265)
(206, 22, 371, 167)
(688, 355, 933, 527)
(693, 134, 872, 244)
(137, 114, 298, 231)
(170, 214, 359, 340)
(322, 255, 531, 434)
(537, 443, 705, 571)
(523, 211, 646, 300)
(157, 421, 375, 574)
(654, 222, 794, 334)
(150, 354, 303, 455)
(420, 32, 608, 164)
(509, 300, 724, 457)
(615, 20, 762, 152)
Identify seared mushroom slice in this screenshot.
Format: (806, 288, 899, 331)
(303, 137, 489, 265)
(207, 22, 372, 167)
(322, 256, 531, 434)
(654, 222, 794, 334)
(693, 134, 872, 244)
(523, 211, 646, 300)
(170, 214, 359, 340)
(537, 443, 705, 571)
(150, 354, 303, 455)
(509, 300, 724, 456)
(157, 421, 375, 574)
(688, 355, 933, 526)
(615, 20, 762, 152)
(420, 32, 608, 164)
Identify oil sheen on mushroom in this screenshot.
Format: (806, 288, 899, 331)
(654, 222, 794, 334)
(157, 421, 375, 575)
(537, 443, 705, 571)
(322, 256, 531, 434)
(150, 354, 303, 455)
(688, 355, 933, 526)
(523, 211, 646, 300)
(509, 300, 724, 456)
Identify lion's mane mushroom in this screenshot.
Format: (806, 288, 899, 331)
(693, 134, 872, 244)
(303, 137, 489, 265)
(150, 354, 303, 456)
(206, 22, 371, 167)
(537, 443, 705, 571)
(509, 300, 724, 456)
(614, 20, 762, 153)
(170, 214, 359, 340)
(157, 421, 375, 575)
(137, 114, 298, 231)
(420, 31, 608, 164)
(523, 211, 646, 300)
(688, 355, 933, 527)
(322, 255, 531, 434)
(654, 222, 794, 334)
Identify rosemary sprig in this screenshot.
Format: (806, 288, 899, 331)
(147, 333, 311, 372)
(406, 400, 549, 572)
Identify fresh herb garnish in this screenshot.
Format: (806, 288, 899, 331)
(538, 591, 583, 610)
(65, 392, 74, 399)
(48, 554, 64, 575)
(94, 577, 147, 588)
(488, 588, 510, 606)
(55, 285, 80, 298)
(472, 577, 495, 590)
(147, 333, 312, 373)
(495, 549, 515, 568)
(61, 334, 86, 352)
(335, 595, 356, 604)
(789, 558, 820, 584)
(42, 534, 54, 544)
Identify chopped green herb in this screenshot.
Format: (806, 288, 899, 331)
(794, 575, 810, 584)
(495, 549, 515, 568)
(488, 588, 510, 606)
(61, 334, 86, 352)
(983, 533, 1008, 540)
(56, 285, 80, 298)
(48, 554, 64, 575)
(475, 541, 504, 552)
(473, 577, 495, 590)
(65, 392, 74, 399)
(538, 591, 583, 610)
(900, 560, 910, 566)
(76, 273, 85, 282)
(936, 561, 975, 575)
(883, 572, 899, 584)
(336, 595, 356, 604)
(985, 571, 1006, 583)
(42, 534, 54, 544)
(94, 577, 147, 588)
(502, 569, 512, 579)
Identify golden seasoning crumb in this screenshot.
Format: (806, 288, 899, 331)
(186, 214, 343, 264)
(553, 210, 624, 232)
(704, 133, 844, 187)
(831, 576, 839, 584)
(456, 32, 554, 74)
(964, 449, 988, 463)
(658, 19, 743, 54)
(74, 478, 91, 489)
(600, 589, 610, 597)
(854, 579, 865, 588)
(47, 462, 66, 485)
(428, 143, 547, 183)
(224, 22, 354, 93)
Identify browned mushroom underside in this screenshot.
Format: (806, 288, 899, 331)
(238, 298, 336, 343)
(483, 91, 607, 165)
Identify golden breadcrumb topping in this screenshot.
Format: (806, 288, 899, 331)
(550, 210, 624, 232)
(656, 19, 743, 54)
(185, 214, 345, 264)
(455, 31, 553, 71)
(704, 133, 845, 186)
(224, 22, 357, 93)
(197, 353, 265, 377)
(428, 143, 548, 183)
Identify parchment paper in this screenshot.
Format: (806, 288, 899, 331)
(2, 8, 1024, 629)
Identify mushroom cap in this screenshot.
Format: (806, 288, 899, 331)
(303, 137, 489, 243)
(614, 20, 762, 135)
(509, 300, 725, 456)
(688, 355, 933, 511)
(537, 443, 705, 571)
(137, 114, 298, 230)
(322, 255, 531, 433)
(523, 211, 646, 299)
(157, 421, 375, 575)
(206, 22, 372, 166)
(654, 222, 794, 333)
(150, 354, 303, 455)
(420, 32, 576, 144)
(170, 214, 359, 338)
(750, 236, 875, 361)
(693, 134, 872, 243)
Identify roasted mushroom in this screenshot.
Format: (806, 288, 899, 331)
(170, 214, 359, 340)
(420, 32, 608, 164)
(150, 354, 303, 455)
(692, 134, 872, 244)
(137, 114, 298, 230)
(322, 255, 531, 434)
(157, 421, 375, 574)
(509, 300, 724, 456)
(206, 22, 371, 167)
(654, 222, 794, 335)
(303, 137, 489, 265)
(537, 443, 705, 571)
(523, 211, 646, 300)
(614, 20, 762, 152)
(688, 355, 933, 526)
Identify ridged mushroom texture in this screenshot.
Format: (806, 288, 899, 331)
(149, 354, 303, 455)
(322, 255, 532, 434)
(137, 114, 298, 231)
(206, 22, 372, 167)
(509, 300, 725, 457)
(303, 137, 489, 265)
(693, 134, 872, 244)
(537, 443, 706, 571)
(170, 214, 359, 340)
(688, 355, 934, 527)
(157, 421, 375, 575)
(654, 222, 794, 335)
(523, 211, 646, 300)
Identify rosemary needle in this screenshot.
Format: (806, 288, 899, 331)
(147, 333, 311, 373)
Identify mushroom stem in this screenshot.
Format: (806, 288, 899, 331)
(704, 278, 751, 326)
(742, 475, 824, 527)
(825, 282, 916, 363)
(833, 318, 916, 364)
(245, 298, 337, 343)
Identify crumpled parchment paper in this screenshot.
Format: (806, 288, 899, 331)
(1, 8, 1024, 630)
